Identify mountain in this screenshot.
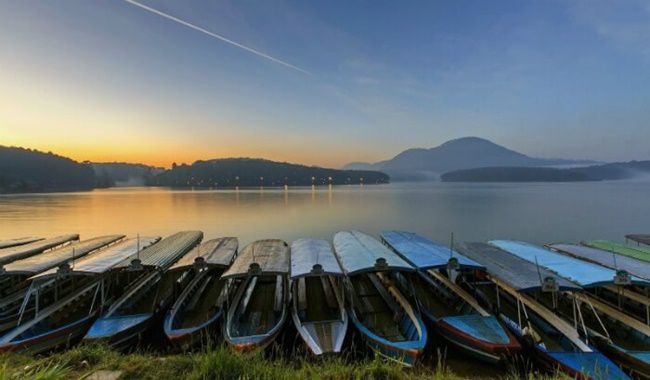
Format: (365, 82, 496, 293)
(151, 158, 389, 187)
(0, 146, 96, 193)
(344, 137, 595, 181)
(441, 161, 650, 182)
(90, 162, 165, 187)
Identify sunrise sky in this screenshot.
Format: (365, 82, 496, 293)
(1, 1, 649, 168)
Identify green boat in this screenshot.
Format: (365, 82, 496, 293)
(582, 240, 650, 263)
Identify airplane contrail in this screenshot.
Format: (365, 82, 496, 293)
(123, 0, 310, 75)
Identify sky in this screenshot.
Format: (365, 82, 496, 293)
(1, 0, 649, 168)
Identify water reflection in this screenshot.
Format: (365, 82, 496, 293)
(1, 182, 649, 246)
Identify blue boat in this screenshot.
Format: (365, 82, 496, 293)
(333, 230, 427, 366)
(84, 231, 203, 348)
(381, 231, 521, 364)
(457, 242, 630, 380)
(493, 240, 650, 378)
(163, 237, 238, 349)
(0, 236, 161, 354)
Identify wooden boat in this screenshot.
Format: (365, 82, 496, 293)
(0, 236, 160, 354)
(381, 231, 520, 364)
(333, 230, 426, 366)
(0, 237, 42, 250)
(163, 237, 238, 349)
(0, 234, 79, 267)
(290, 238, 348, 356)
(222, 239, 290, 353)
(0, 235, 125, 333)
(493, 240, 650, 378)
(457, 242, 629, 380)
(84, 231, 203, 348)
(626, 235, 650, 248)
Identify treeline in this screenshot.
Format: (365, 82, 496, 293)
(0, 146, 95, 192)
(151, 158, 389, 187)
(441, 161, 650, 182)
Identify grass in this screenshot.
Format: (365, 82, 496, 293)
(0, 344, 570, 380)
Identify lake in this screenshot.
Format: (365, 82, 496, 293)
(1, 181, 648, 246)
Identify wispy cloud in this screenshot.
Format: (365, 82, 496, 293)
(123, 0, 310, 75)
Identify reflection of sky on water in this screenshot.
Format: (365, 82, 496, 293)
(1, 182, 648, 247)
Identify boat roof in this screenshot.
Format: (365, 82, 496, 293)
(455, 242, 581, 293)
(333, 230, 414, 276)
(0, 234, 79, 266)
(0, 235, 125, 275)
(113, 231, 203, 270)
(32, 236, 161, 280)
(170, 237, 238, 270)
(490, 240, 649, 288)
(583, 240, 650, 262)
(0, 237, 43, 249)
(380, 231, 483, 270)
(222, 239, 289, 279)
(548, 243, 650, 281)
(626, 234, 650, 247)
(290, 238, 342, 279)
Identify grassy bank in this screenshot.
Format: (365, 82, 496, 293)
(0, 344, 568, 380)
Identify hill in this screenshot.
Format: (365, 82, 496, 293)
(441, 161, 650, 182)
(91, 162, 165, 187)
(344, 137, 594, 181)
(0, 146, 95, 192)
(151, 158, 389, 187)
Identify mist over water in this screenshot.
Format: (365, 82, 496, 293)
(1, 181, 648, 246)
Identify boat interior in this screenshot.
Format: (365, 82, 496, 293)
(229, 274, 285, 338)
(350, 272, 418, 343)
(295, 276, 342, 323)
(170, 267, 227, 330)
(109, 269, 181, 317)
(588, 286, 650, 325)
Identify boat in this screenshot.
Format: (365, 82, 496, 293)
(491, 240, 650, 378)
(0, 234, 79, 267)
(222, 239, 290, 353)
(456, 242, 629, 380)
(0, 236, 160, 353)
(333, 230, 426, 366)
(84, 231, 203, 348)
(380, 231, 520, 364)
(0, 235, 125, 333)
(547, 243, 650, 282)
(163, 237, 238, 349)
(0, 237, 43, 250)
(582, 240, 650, 263)
(626, 235, 650, 248)
(290, 238, 348, 356)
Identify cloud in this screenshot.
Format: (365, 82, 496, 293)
(123, 0, 310, 74)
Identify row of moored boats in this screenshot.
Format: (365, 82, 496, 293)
(2, 232, 650, 379)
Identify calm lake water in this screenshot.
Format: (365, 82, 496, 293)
(1, 181, 648, 246)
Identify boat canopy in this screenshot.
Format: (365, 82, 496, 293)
(0, 235, 124, 275)
(290, 238, 342, 279)
(222, 239, 289, 279)
(0, 234, 79, 266)
(0, 237, 42, 249)
(455, 242, 581, 293)
(333, 230, 413, 276)
(626, 234, 650, 247)
(491, 240, 649, 288)
(113, 231, 203, 270)
(31, 236, 160, 280)
(170, 237, 238, 270)
(548, 243, 650, 281)
(583, 240, 650, 262)
(380, 231, 483, 270)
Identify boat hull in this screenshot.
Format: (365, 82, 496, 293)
(434, 316, 520, 364)
(84, 313, 154, 349)
(0, 315, 95, 354)
(165, 313, 223, 350)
